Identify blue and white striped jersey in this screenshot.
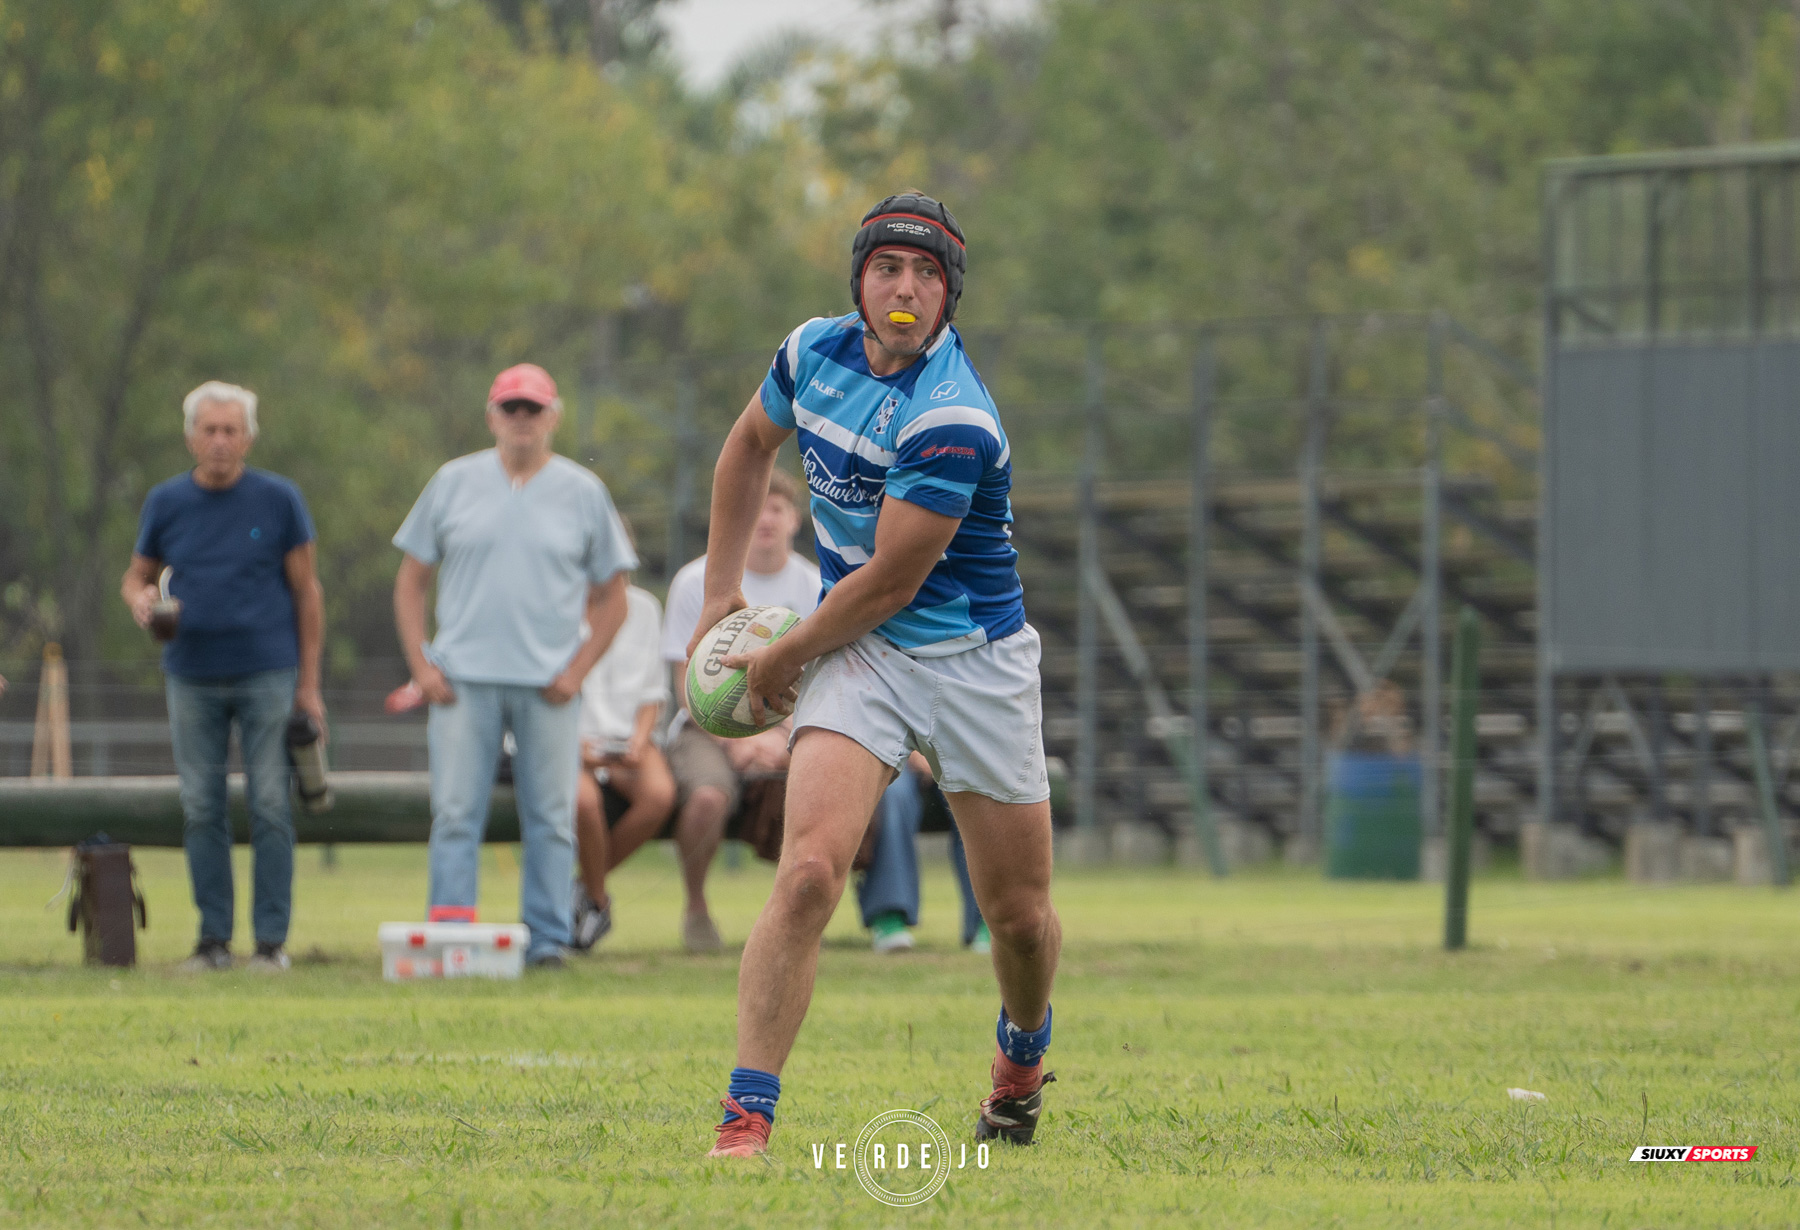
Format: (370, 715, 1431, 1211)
(759, 312, 1025, 657)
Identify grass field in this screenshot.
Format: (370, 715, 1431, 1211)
(0, 843, 1795, 1228)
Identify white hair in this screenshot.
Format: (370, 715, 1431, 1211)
(182, 381, 259, 438)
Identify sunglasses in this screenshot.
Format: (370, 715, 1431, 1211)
(497, 399, 547, 416)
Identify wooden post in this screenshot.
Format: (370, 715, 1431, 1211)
(1444, 608, 1481, 950)
(31, 643, 73, 779)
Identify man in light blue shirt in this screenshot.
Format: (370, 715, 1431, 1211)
(393, 363, 636, 966)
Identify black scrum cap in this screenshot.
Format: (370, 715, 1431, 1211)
(850, 192, 966, 340)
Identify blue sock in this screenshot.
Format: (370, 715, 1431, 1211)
(723, 1067, 780, 1124)
(997, 1004, 1052, 1066)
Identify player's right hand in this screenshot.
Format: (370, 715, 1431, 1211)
(685, 590, 748, 660)
(413, 662, 456, 706)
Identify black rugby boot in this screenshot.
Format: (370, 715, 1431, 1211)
(975, 1052, 1056, 1145)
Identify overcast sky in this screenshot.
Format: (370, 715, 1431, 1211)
(661, 0, 1039, 89)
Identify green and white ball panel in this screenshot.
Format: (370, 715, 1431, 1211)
(686, 604, 802, 738)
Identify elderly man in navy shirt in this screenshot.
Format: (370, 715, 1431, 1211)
(122, 381, 326, 973)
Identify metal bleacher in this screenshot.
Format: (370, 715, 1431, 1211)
(1011, 472, 1532, 848)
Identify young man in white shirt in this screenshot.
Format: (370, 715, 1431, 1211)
(571, 572, 675, 950)
(659, 470, 819, 952)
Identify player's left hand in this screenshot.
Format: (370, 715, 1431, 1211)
(721, 643, 801, 725)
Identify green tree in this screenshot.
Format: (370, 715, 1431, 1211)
(0, 0, 409, 662)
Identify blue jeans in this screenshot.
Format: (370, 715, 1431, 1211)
(427, 680, 580, 961)
(166, 668, 297, 949)
(857, 771, 984, 944)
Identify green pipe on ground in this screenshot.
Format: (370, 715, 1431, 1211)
(0, 772, 519, 847)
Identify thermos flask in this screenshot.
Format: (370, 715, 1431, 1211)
(286, 712, 334, 813)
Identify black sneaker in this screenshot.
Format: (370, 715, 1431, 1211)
(975, 1055, 1056, 1145)
(247, 942, 291, 973)
(571, 887, 612, 953)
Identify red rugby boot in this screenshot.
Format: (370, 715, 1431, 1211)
(706, 1097, 772, 1158)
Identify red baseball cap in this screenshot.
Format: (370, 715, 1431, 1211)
(487, 363, 559, 408)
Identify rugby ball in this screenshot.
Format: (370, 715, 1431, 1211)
(686, 605, 803, 738)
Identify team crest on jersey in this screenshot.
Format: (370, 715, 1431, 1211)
(875, 395, 899, 434)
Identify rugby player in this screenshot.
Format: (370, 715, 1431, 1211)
(688, 193, 1061, 1157)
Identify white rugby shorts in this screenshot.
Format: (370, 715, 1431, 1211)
(792, 625, 1051, 804)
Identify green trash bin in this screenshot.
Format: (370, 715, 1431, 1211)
(1325, 752, 1422, 879)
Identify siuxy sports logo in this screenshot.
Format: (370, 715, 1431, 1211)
(810, 1109, 988, 1208)
(1629, 1145, 1758, 1161)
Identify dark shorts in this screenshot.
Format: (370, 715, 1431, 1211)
(593, 733, 781, 853)
(589, 746, 681, 840)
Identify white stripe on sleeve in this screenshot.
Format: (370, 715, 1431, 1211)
(893, 405, 1002, 449)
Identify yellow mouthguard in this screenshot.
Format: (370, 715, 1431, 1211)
(887, 310, 917, 324)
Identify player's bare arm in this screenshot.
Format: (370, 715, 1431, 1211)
(686, 395, 789, 659)
(723, 496, 960, 722)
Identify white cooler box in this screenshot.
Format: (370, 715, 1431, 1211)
(378, 922, 528, 981)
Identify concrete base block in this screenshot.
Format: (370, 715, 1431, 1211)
(1174, 831, 1206, 868)
(1625, 822, 1682, 883)
(1420, 832, 1492, 883)
(1055, 827, 1112, 866)
(1281, 834, 1319, 866)
(1176, 819, 1277, 870)
(1221, 818, 1277, 869)
(1112, 821, 1171, 865)
(1733, 827, 1773, 885)
(1520, 822, 1613, 879)
(1678, 836, 1734, 882)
